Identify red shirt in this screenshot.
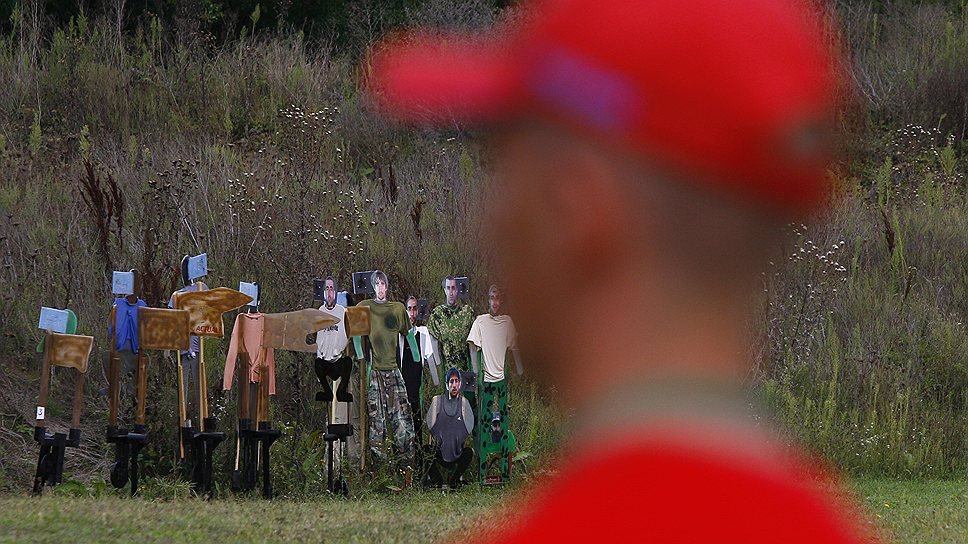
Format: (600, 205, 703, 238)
(465, 435, 880, 543)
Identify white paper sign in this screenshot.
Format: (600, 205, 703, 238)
(36, 406, 45, 420)
(336, 291, 348, 307)
(188, 253, 208, 281)
(239, 281, 259, 307)
(112, 271, 135, 295)
(38, 307, 69, 333)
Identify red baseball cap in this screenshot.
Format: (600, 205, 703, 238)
(366, 0, 843, 215)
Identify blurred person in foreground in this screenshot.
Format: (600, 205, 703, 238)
(366, 0, 880, 541)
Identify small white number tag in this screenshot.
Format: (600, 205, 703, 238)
(36, 406, 45, 420)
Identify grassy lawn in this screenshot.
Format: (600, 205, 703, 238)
(0, 479, 964, 542)
(0, 487, 505, 543)
(855, 479, 968, 544)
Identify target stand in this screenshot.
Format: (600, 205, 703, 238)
(107, 306, 191, 496)
(33, 330, 92, 494)
(322, 381, 353, 496)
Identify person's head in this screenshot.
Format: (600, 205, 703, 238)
(446, 368, 462, 397)
(487, 284, 503, 316)
(489, 126, 788, 363)
(323, 276, 337, 307)
(442, 276, 458, 306)
(406, 296, 419, 325)
(371, 270, 389, 302)
(368, 0, 840, 403)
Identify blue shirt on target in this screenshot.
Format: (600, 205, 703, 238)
(110, 297, 147, 352)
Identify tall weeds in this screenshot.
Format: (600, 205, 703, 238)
(0, 13, 542, 491)
(762, 123, 968, 477)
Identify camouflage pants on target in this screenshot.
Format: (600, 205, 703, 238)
(478, 378, 511, 482)
(367, 368, 415, 467)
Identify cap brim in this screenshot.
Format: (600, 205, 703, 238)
(366, 31, 524, 125)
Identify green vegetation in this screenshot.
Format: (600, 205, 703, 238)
(0, 485, 504, 543)
(857, 479, 968, 544)
(0, 0, 966, 502)
(0, 4, 563, 494)
(0, 479, 960, 543)
(763, 129, 968, 478)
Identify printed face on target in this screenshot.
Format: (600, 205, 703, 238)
(489, 288, 502, 316)
(324, 279, 336, 307)
(375, 278, 388, 302)
(449, 374, 461, 397)
(407, 298, 418, 325)
(444, 278, 458, 306)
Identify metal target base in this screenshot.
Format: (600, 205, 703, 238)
(106, 425, 149, 496)
(324, 423, 352, 497)
(234, 419, 281, 499)
(32, 426, 81, 494)
(185, 417, 226, 499)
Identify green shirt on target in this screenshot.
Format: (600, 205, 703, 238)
(358, 299, 413, 371)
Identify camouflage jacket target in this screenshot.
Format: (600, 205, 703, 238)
(427, 303, 476, 371)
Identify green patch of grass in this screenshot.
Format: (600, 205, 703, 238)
(856, 479, 968, 544)
(0, 479, 965, 543)
(0, 487, 504, 543)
